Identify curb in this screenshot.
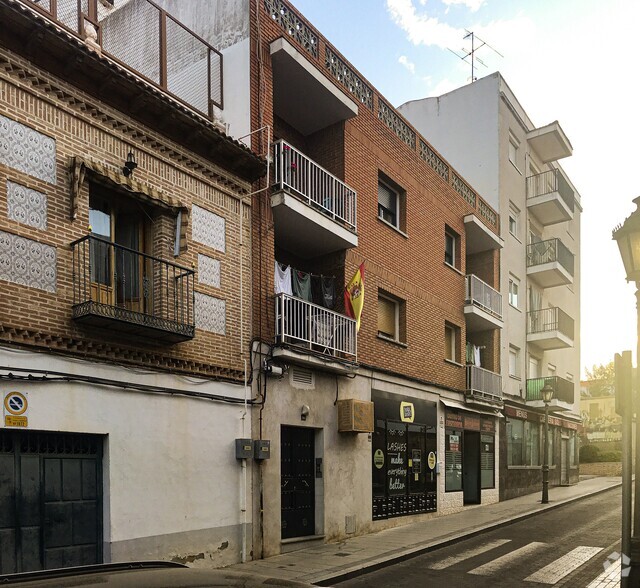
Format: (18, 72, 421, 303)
(311, 481, 622, 586)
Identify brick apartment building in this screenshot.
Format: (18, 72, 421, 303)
(0, 0, 264, 571)
(163, 0, 506, 558)
(399, 73, 582, 499)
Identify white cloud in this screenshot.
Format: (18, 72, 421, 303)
(398, 55, 416, 74)
(442, 0, 485, 12)
(386, 0, 462, 49)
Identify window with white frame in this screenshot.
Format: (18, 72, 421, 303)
(444, 322, 460, 362)
(508, 275, 520, 308)
(508, 132, 520, 168)
(508, 203, 520, 238)
(445, 226, 460, 268)
(509, 345, 520, 378)
(378, 174, 405, 231)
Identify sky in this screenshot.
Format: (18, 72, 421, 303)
(290, 0, 639, 378)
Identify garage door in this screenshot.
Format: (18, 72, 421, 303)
(0, 430, 103, 573)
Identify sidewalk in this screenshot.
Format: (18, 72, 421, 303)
(231, 476, 621, 586)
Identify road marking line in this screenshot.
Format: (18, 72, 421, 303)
(586, 558, 621, 588)
(429, 539, 512, 570)
(524, 546, 604, 584)
(468, 542, 546, 576)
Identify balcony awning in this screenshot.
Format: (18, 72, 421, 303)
(526, 121, 572, 163)
(440, 397, 503, 418)
(70, 156, 189, 250)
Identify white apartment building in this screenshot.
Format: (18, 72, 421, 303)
(399, 72, 582, 499)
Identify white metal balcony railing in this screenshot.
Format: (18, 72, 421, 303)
(466, 365, 503, 403)
(465, 275, 502, 319)
(275, 293, 357, 360)
(273, 140, 357, 232)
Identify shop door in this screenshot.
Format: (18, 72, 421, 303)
(281, 426, 315, 539)
(561, 438, 569, 485)
(463, 431, 481, 504)
(0, 430, 102, 573)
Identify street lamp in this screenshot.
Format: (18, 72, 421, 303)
(541, 383, 554, 505)
(613, 196, 640, 586)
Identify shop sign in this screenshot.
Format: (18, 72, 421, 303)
(400, 401, 415, 423)
(481, 418, 495, 433)
(449, 434, 460, 452)
(427, 451, 437, 470)
(463, 415, 481, 431)
(374, 449, 385, 469)
(445, 410, 463, 429)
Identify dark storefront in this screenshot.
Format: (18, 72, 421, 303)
(444, 408, 496, 505)
(500, 405, 580, 501)
(372, 391, 437, 520)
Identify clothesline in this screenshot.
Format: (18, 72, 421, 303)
(276, 261, 335, 280)
(274, 261, 337, 310)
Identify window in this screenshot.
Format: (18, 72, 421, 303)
(444, 322, 460, 363)
(444, 226, 460, 268)
(508, 275, 519, 308)
(509, 345, 520, 378)
(507, 419, 540, 466)
(378, 173, 405, 231)
(508, 203, 519, 238)
(529, 356, 540, 379)
(445, 429, 463, 491)
(377, 291, 405, 343)
(481, 434, 495, 489)
(547, 363, 556, 377)
(508, 132, 519, 168)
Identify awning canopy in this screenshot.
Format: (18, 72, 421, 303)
(440, 397, 503, 418)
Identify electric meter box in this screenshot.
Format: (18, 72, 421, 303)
(235, 438, 253, 460)
(254, 439, 271, 460)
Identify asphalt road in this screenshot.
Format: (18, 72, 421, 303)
(336, 486, 623, 587)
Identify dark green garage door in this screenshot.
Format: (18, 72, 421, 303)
(0, 430, 103, 573)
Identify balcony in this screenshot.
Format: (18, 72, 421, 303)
(273, 293, 357, 373)
(464, 214, 503, 254)
(464, 275, 503, 332)
(526, 376, 575, 412)
(71, 235, 195, 343)
(527, 307, 574, 350)
(466, 365, 503, 406)
(526, 169, 574, 226)
(527, 238, 575, 288)
(271, 140, 358, 258)
(527, 122, 572, 164)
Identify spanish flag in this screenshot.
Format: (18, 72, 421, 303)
(345, 262, 365, 332)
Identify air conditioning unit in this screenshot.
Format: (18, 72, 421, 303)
(337, 399, 374, 433)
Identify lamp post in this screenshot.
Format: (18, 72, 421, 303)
(613, 196, 640, 585)
(541, 383, 554, 505)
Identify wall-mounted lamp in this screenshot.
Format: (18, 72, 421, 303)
(122, 150, 137, 177)
(301, 405, 310, 421)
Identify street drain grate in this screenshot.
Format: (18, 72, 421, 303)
(335, 553, 352, 557)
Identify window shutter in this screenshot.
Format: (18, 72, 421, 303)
(378, 296, 396, 337)
(378, 182, 395, 211)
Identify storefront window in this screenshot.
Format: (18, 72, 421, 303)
(526, 421, 540, 466)
(569, 430, 577, 466)
(507, 418, 540, 466)
(480, 434, 495, 488)
(445, 428, 462, 491)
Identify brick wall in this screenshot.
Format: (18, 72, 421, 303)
(0, 48, 252, 381)
(251, 0, 501, 391)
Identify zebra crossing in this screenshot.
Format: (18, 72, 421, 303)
(427, 539, 609, 585)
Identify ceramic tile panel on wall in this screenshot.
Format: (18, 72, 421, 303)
(0, 230, 56, 292)
(195, 292, 226, 334)
(198, 254, 221, 288)
(6, 181, 47, 230)
(0, 115, 56, 184)
(192, 204, 226, 253)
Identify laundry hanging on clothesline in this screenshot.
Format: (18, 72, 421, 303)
(274, 261, 336, 310)
(274, 261, 292, 295)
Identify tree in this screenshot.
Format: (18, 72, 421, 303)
(584, 361, 615, 396)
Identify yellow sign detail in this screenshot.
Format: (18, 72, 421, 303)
(5, 415, 28, 428)
(427, 451, 437, 470)
(4, 391, 28, 415)
(400, 401, 414, 423)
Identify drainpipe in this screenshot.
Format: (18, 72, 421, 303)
(241, 359, 248, 563)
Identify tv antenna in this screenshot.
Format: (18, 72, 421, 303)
(448, 30, 503, 82)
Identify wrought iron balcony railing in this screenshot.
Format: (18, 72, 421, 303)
(71, 235, 195, 342)
(273, 140, 357, 232)
(527, 307, 574, 339)
(526, 238, 575, 276)
(526, 169, 574, 212)
(20, 0, 222, 117)
(275, 293, 356, 361)
(466, 365, 503, 404)
(526, 375, 575, 404)
(465, 274, 502, 319)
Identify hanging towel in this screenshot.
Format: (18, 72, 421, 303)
(474, 345, 481, 367)
(292, 270, 312, 301)
(274, 261, 292, 295)
(321, 276, 336, 309)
